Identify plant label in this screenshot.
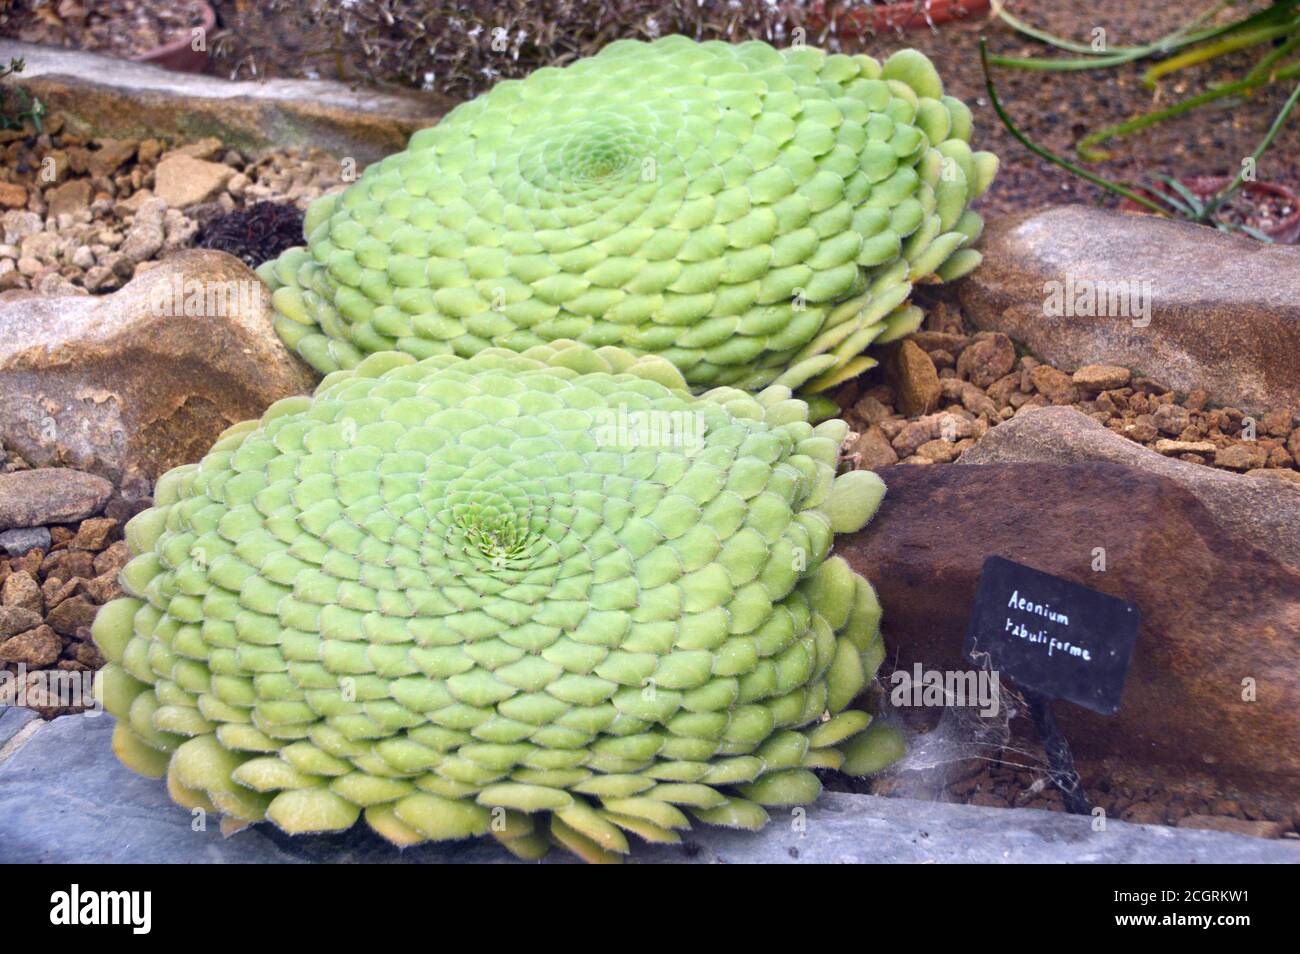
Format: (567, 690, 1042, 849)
(962, 556, 1139, 714)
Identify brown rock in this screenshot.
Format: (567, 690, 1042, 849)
(92, 540, 130, 577)
(0, 182, 27, 209)
(42, 549, 95, 582)
(1072, 364, 1131, 392)
(985, 373, 1020, 409)
(908, 331, 971, 355)
(0, 604, 42, 638)
(13, 551, 41, 578)
(928, 349, 954, 370)
(1176, 816, 1285, 839)
(1027, 365, 1079, 405)
(0, 251, 318, 485)
(886, 340, 941, 416)
(46, 178, 91, 219)
(74, 640, 106, 668)
(1215, 443, 1269, 471)
(78, 572, 122, 604)
(86, 139, 138, 178)
(845, 461, 1300, 815)
(959, 407, 1300, 572)
(0, 469, 112, 530)
(70, 516, 117, 551)
(958, 382, 998, 419)
(0, 624, 61, 666)
(956, 332, 1015, 388)
(1152, 403, 1192, 436)
(891, 420, 936, 458)
(960, 205, 1300, 414)
(849, 425, 898, 471)
(171, 137, 226, 161)
(915, 438, 958, 463)
(853, 395, 894, 425)
(153, 154, 234, 208)
(1, 570, 42, 614)
(1014, 395, 1049, 416)
(42, 576, 79, 611)
(1155, 439, 1217, 457)
(1120, 416, 1158, 443)
(1260, 408, 1294, 437)
(46, 594, 98, 637)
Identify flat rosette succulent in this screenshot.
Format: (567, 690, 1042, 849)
(93, 342, 896, 861)
(262, 36, 996, 393)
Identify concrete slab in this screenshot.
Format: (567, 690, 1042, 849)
(1, 714, 1295, 863)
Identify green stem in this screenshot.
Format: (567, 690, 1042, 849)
(1246, 32, 1300, 82)
(1199, 76, 1300, 222)
(1142, 19, 1300, 88)
(1078, 60, 1300, 160)
(993, 0, 1298, 73)
(978, 38, 1171, 215)
(986, 50, 1150, 72)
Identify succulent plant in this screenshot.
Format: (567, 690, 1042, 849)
(262, 37, 996, 394)
(93, 341, 896, 862)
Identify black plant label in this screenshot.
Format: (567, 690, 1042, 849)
(963, 556, 1139, 715)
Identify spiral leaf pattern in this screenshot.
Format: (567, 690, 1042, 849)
(94, 342, 891, 861)
(261, 37, 996, 393)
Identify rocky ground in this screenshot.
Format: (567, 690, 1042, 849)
(0, 468, 139, 718)
(830, 292, 1300, 483)
(0, 118, 341, 295)
(1, 0, 210, 60)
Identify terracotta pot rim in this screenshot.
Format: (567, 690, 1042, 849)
(808, 0, 993, 35)
(1121, 175, 1300, 243)
(128, 0, 215, 66)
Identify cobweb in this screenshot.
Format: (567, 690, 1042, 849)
(863, 646, 1061, 804)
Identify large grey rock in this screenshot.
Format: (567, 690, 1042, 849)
(0, 706, 39, 749)
(0, 40, 455, 165)
(0, 715, 1295, 863)
(0, 250, 319, 487)
(960, 205, 1300, 414)
(961, 406, 1300, 572)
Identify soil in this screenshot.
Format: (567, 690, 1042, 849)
(1, 0, 209, 60)
(858, 1, 1300, 224)
(192, 1, 1300, 230)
